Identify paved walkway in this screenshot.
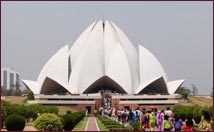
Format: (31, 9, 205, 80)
(85, 117, 99, 131)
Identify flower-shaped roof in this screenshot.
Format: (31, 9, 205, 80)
(23, 20, 184, 95)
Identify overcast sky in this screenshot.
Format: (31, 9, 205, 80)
(2, 1, 213, 95)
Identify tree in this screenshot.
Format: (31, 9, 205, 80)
(2, 81, 22, 96)
(191, 84, 198, 96)
(182, 88, 190, 99)
(14, 81, 22, 96)
(6, 88, 14, 96)
(12, 86, 22, 96)
(1, 86, 7, 96)
(15, 81, 21, 90)
(27, 91, 34, 100)
(175, 87, 190, 99)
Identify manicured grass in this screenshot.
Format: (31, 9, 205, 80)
(57, 106, 77, 115)
(96, 117, 109, 131)
(73, 117, 88, 131)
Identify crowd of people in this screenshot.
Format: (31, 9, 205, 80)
(95, 106, 213, 131)
(99, 90, 113, 108)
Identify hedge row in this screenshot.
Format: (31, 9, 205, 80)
(1, 100, 58, 128)
(98, 116, 133, 131)
(62, 111, 85, 131)
(173, 104, 213, 124)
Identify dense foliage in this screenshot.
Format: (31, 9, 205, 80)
(62, 111, 85, 131)
(98, 115, 133, 131)
(5, 114, 26, 131)
(27, 91, 35, 100)
(177, 87, 191, 99)
(66, 110, 72, 114)
(1, 87, 22, 96)
(1, 100, 59, 126)
(131, 122, 140, 131)
(173, 104, 213, 124)
(62, 113, 75, 130)
(34, 113, 63, 131)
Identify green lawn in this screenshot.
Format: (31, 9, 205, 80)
(57, 106, 77, 116)
(73, 117, 88, 131)
(95, 117, 109, 131)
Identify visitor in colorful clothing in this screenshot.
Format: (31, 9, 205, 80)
(135, 111, 140, 122)
(199, 110, 212, 131)
(185, 115, 196, 128)
(156, 110, 163, 131)
(173, 115, 183, 131)
(146, 111, 150, 129)
(182, 120, 194, 131)
(140, 111, 147, 131)
(149, 111, 156, 131)
(163, 115, 173, 131)
(165, 107, 173, 118)
(131, 110, 136, 124)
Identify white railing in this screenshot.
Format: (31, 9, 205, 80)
(27, 100, 95, 104)
(119, 100, 179, 104)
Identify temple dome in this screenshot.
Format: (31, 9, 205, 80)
(23, 20, 184, 95)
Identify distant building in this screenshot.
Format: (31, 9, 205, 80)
(1, 67, 20, 90)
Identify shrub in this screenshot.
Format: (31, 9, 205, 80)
(125, 125, 134, 131)
(66, 110, 72, 114)
(98, 115, 133, 131)
(60, 116, 65, 127)
(2, 101, 59, 123)
(173, 105, 213, 124)
(26, 104, 58, 120)
(1, 101, 10, 128)
(131, 122, 140, 131)
(5, 114, 26, 131)
(62, 111, 85, 130)
(34, 113, 63, 131)
(192, 105, 202, 123)
(27, 91, 34, 100)
(63, 114, 75, 131)
(45, 106, 59, 114)
(23, 106, 37, 121)
(109, 128, 125, 131)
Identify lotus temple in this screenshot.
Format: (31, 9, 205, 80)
(23, 20, 184, 113)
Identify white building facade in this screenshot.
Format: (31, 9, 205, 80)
(23, 20, 185, 95)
